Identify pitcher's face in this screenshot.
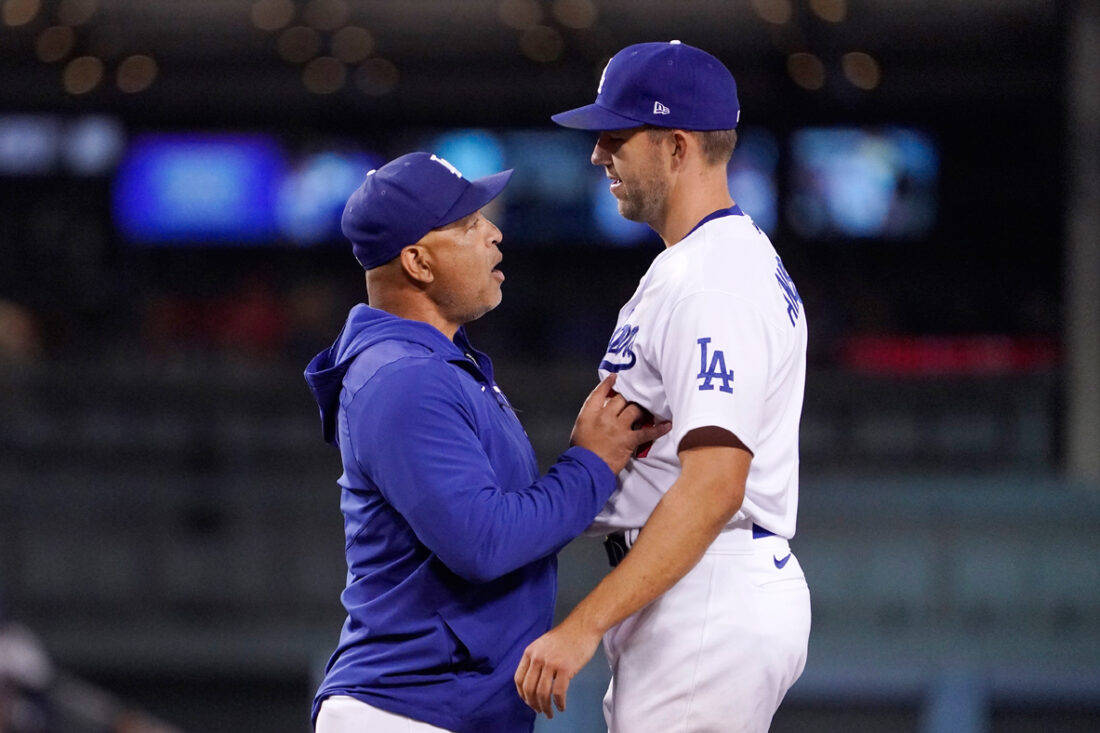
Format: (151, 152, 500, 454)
(592, 127, 671, 225)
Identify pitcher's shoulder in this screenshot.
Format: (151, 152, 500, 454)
(651, 218, 777, 297)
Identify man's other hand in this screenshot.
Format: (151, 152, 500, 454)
(514, 618, 602, 719)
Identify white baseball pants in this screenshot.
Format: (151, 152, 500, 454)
(602, 525, 811, 732)
(315, 695, 453, 733)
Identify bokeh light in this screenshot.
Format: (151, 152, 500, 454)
(551, 0, 597, 30)
(750, 0, 792, 25)
(2, 0, 41, 27)
(0, 114, 59, 174)
(787, 52, 826, 90)
(63, 115, 125, 175)
(842, 51, 881, 90)
(498, 0, 542, 30)
(116, 54, 158, 94)
(809, 0, 847, 23)
(63, 55, 104, 95)
(277, 25, 321, 64)
(331, 26, 373, 64)
(35, 25, 76, 63)
(519, 25, 564, 63)
(250, 0, 295, 32)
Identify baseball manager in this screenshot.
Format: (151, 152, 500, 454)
(305, 152, 668, 732)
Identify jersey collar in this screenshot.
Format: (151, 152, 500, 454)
(684, 204, 745, 239)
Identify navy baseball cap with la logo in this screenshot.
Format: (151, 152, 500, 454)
(551, 40, 740, 131)
(341, 151, 513, 270)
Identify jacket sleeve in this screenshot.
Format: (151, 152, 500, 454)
(345, 356, 616, 584)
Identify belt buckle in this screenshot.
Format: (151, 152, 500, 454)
(603, 532, 629, 567)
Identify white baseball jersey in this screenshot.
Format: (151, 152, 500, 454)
(591, 206, 807, 538)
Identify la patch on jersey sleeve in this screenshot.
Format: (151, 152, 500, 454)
(657, 291, 773, 455)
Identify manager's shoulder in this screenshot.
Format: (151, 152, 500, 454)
(344, 340, 454, 398)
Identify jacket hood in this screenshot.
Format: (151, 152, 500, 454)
(304, 304, 472, 445)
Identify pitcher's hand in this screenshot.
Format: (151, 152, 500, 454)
(514, 617, 602, 718)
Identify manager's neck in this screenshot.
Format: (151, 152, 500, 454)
(366, 285, 461, 341)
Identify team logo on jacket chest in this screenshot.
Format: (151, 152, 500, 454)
(600, 324, 639, 373)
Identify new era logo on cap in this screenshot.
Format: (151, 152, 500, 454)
(653, 101, 670, 115)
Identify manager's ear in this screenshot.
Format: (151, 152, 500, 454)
(399, 244, 435, 285)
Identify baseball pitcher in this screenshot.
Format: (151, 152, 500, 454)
(515, 41, 811, 732)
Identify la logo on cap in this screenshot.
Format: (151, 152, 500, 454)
(653, 101, 671, 115)
(430, 154, 463, 178)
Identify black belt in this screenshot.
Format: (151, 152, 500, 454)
(603, 523, 776, 567)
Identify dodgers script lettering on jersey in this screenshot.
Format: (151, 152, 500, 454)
(590, 208, 808, 539)
(600, 325, 639, 373)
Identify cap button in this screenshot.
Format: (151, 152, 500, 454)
(670, 40, 681, 45)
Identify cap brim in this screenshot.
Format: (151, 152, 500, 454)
(550, 103, 646, 130)
(438, 168, 514, 226)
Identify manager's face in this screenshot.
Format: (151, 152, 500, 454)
(420, 209, 505, 324)
(591, 127, 671, 225)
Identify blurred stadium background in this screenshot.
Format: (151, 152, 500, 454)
(0, 0, 1097, 731)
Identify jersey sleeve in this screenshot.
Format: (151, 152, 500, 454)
(344, 357, 616, 584)
(656, 290, 774, 455)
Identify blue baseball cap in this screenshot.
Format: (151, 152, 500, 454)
(551, 41, 739, 131)
(341, 151, 513, 270)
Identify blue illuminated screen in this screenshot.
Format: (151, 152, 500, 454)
(277, 151, 382, 244)
(787, 127, 937, 239)
(113, 134, 285, 244)
(728, 128, 779, 235)
(110, 126, 937, 247)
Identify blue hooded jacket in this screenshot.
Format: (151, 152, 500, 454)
(304, 305, 616, 732)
